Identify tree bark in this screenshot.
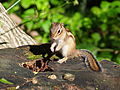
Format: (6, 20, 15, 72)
(0, 45, 120, 90)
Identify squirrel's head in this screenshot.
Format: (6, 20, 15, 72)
(50, 22, 66, 40)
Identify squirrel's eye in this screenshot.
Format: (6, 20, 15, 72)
(57, 29, 61, 34)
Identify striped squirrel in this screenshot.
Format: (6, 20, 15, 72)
(50, 22, 102, 72)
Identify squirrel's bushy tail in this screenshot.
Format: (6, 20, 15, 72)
(79, 49, 102, 72)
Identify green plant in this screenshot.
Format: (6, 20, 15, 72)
(2, 0, 120, 64)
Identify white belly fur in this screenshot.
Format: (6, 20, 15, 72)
(61, 45, 69, 57)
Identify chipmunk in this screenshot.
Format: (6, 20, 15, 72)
(50, 22, 102, 72)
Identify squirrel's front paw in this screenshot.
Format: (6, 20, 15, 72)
(50, 42, 57, 52)
(50, 46, 54, 52)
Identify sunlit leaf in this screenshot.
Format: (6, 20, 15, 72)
(26, 21, 34, 30)
(21, 0, 33, 9)
(41, 20, 51, 33)
(100, 24, 107, 31)
(91, 33, 101, 42)
(91, 7, 101, 16)
(111, 1, 120, 7)
(0, 78, 13, 85)
(101, 1, 110, 11)
(73, 0, 79, 5)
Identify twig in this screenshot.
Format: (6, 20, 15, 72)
(6, 0, 21, 12)
(0, 0, 21, 16)
(97, 48, 114, 52)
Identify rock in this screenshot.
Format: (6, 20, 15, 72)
(48, 74, 57, 80)
(62, 73, 75, 81)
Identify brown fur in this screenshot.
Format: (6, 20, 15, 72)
(50, 23, 102, 71)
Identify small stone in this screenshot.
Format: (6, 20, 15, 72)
(16, 85, 20, 89)
(31, 77, 38, 84)
(63, 73, 75, 81)
(48, 74, 57, 80)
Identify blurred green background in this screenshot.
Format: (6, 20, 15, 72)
(2, 0, 120, 64)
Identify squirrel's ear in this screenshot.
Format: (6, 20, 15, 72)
(52, 22, 57, 26)
(52, 22, 55, 25)
(60, 23, 64, 26)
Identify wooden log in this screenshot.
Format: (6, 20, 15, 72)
(0, 45, 120, 90)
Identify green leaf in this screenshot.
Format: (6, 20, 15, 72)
(98, 52, 112, 59)
(73, 12, 81, 21)
(91, 33, 101, 42)
(91, 7, 101, 16)
(115, 7, 120, 13)
(3, 2, 9, 8)
(107, 8, 117, 17)
(100, 24, 107, 31)
(0, 78, 13, 85)
(83, 17, 92, 28)
(21, 9, 35, 21)
(116, 55, 120, 64)
(41, 20, 51, 33)
(35, 0, 50, 10)
(42, 34, 49, 43)
(111, 1, 120, 7)
(73, 0, 79, 5)
(26, 21, 34, 30)
(50, 0, 63, 5)
(21, 0, 33, 9)
(101, 1, 110, 11)
(23, 9, 35, 15)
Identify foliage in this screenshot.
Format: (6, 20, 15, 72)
(3, 0, 120, 64)
(0, 78, 13, 84)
